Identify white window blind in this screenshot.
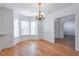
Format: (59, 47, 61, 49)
(31, 22, 36, 35)
(21, 21, 29, 35)
(14, 19, 19, 37)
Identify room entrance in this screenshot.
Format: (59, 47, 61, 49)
(54, 15, 75, 50)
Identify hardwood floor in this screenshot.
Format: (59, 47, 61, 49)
(0, 40, 79, 56)
(55, 35, 75, 50)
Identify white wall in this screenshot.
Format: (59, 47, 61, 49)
(44, 4, 79, 51)
(0, 8, 3, 51)
(43, 14, 55, 43)
(54, 20, 59, 38)
(63, 15, 75, 36)
(54, 18, 64, 38)
(0, 7, 14, 50)
(38, 21, 43, 39)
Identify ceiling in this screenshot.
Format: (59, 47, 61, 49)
(0, 3, 76, 16)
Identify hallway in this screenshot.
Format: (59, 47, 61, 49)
(0, 40, 79, 56)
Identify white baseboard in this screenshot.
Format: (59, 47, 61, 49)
(0, 44, 14, 51)
(75, 48, 79, 52)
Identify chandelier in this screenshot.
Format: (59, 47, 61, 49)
(35, 3, 45, 21)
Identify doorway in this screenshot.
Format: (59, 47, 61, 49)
(54, 15, 75, 50)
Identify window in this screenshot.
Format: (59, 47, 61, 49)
(14, 19, 19, 38)
(21, 21, 29, 35)
(31, 22, 36, 35)
(14, 20, 38, 37)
